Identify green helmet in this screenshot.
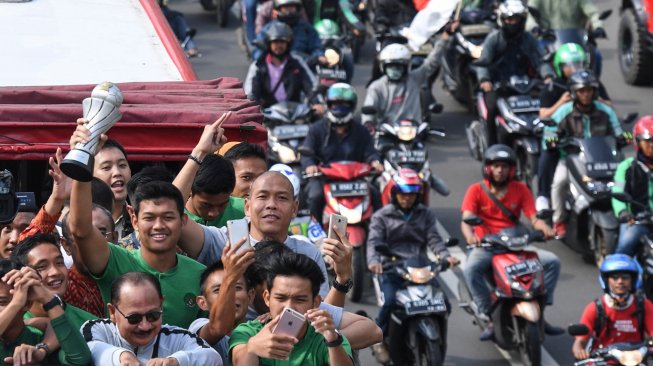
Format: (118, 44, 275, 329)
(314, 19, 340, 40)
(553, 43, 587, 78)
(326, 83, 357, 125)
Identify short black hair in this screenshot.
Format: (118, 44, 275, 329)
(191, 154, 236, 196)
(133, 181, 184, 218)
(0, 259, 21, 279)
(199, 261, 225, 295)
(61, 203, 114, 243)
(91, 177, 114, 213)
(244, 240, 292, 289)
(127, 166, 175, 206)
(100, 139, 129, 161)
(12, 233, 60, 267)
(223, 142, 266, 163)
(264, 249, 324, 297)
(110, 271, 163, 305)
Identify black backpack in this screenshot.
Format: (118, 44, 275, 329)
(594, 292, 646, 340)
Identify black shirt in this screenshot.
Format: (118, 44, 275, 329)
(540, 76, 610, 108)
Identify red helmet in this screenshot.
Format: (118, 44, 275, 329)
(634, 116, 653, 151)
(390, 168, 422, 195)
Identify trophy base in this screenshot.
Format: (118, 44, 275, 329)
(61, 150, 95, 182)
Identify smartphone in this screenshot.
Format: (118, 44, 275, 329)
(272, 307, 305, 338)
(227, 219, 251, 253)
(328, 214, 347, 240)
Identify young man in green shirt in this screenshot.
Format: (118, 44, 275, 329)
(183, 154, 245, 228)
(68, 113, 229, 328)
(0, 259, 91, 366)
(223, 142, 268, 199)
(229, 250, 353, 366)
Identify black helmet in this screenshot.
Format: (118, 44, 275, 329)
(274, 0, 302, 25)
(482, 144, 516, 180)
(264, 22, 293, 44)
(498, 0, 527, 38)
(567, 69, 599, 99)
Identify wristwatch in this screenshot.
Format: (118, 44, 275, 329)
(35, 342, 50, 355)
(43, 294, 65, 312)
(324, 329, 344, 348)
(332, 278, 353, 293)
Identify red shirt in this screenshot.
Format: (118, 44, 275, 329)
(64, 266, 105, 318)
(578, 295, 653, 348)
(461, 179, 536, 237)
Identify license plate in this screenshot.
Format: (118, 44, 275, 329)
(404, 292, 447, 315)
(387, 150, 426, 164)
(507, 96, 540, 112)
(329, 180, 369, 197)
(505, 259, 543, 277)
(272, 124, 309, 140)
(586, 162, 619, 176)
(317, 68, 347, 81)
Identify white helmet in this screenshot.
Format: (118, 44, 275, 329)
(269, 164, 301, 198)
(498, 0, 528, 20)
(378, 43, 411, 67)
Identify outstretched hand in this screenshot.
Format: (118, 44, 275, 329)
(49, 148, 72, 202)
(193, 111, 231, 157)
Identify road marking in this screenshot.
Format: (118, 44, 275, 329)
(434, 220, 560, 366)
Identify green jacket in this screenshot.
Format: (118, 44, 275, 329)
(526, 0, 603, 31)
(612, 156, 653, 217)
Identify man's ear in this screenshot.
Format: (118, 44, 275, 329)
(180, 213, 188, 227)
(263, 289, 271, 308)
(126, 205, 135, 221)
(244, 198, 251, 217)
(196, 295, 208, 311)
(247, 288, 255, 306)
(291, 198, 298, 219)
(107, 303, 117, 322)
(313, 294, 322, 309)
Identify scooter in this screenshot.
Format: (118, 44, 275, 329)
(568, 323, 653, 365)
(361, 105, 449, 205)
(459, 215, 548, 366)
(467, 76, 545, 192)
(372, 241, 457, 366)
(263, 101, 313, 173)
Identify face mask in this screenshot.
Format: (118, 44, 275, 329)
(278, 11, 300, 26)
(385, 65, 405, 81)
(502, 20, 524, 38)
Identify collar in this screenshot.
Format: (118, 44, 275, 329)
(604, 293, 634, 310)
(266, 53, 288, 67)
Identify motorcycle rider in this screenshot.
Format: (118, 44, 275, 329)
(252, 0, 325, 64)
(546, 69, 628, 237)
(461, 144, 562, 341)
(367, 168, 460, 362)
(571, 254, 653, 360)
(475, 0, 554, 147)
(244, 22, 325, 114)
(301, 83, 383, 224)
(362, 36, 447, 131)
(611, 116, 653, 256)
(373, 0, 416, 36)
(535, 43, 611, 211)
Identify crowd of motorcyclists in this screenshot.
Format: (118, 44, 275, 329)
(3, 0, 653, 364)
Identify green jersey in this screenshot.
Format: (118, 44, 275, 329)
(185, 196, 245, 228)
(25, 304, 96, 331)
(0, 325, 42, 365)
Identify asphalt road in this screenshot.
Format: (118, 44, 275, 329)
(168, 0, 653, 364)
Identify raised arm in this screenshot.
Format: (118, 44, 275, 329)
(165, 329, 222, 366)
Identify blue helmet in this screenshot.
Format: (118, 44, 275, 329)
(599, 254, 641, 296)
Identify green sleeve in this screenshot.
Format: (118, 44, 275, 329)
(338, 0, 361, 26)
(612, 158, 633, 216)
(91, 245, 135, 312)
(51, 314, 92, 366)
(228, 321, 262, 355)
(596, 101, 623, 135)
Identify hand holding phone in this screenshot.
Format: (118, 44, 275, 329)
(227, 219, 251, 253)
(328, 214, 347, 240)
(272, 307, 305, 338)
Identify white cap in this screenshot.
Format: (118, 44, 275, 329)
(269, 164, 301, 197)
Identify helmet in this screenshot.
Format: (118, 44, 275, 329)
(269, 164, 301, 198)
(273, 0, 302, 9)
(482, 144, 517, 180)
(498, 0, 527, 38)
(390, 168, 422, 195)
(314, 19, 340, 41)
(326, 83, 357, 125)
(553, 43, 587, 78)
(264, 22, 293, 44)
(274, 0, 302, 24)
(599, 254, 641, 297)
(567, 69, 599, 99)
(379, 43, 411, 81)
(634, 116, 653, 150)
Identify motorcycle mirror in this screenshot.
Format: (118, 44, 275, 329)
(375, 245, 393, 257)
(429, 128, 446, 137)
(539, 118, 556, 127)
(535, 209, 553, 220)
(463, 215, 483, 227)
(297, 146, 315, 158)
(445, 237, 459, 247)
(623, 112, 639, 124)
(567, 324, 590, 336)
(599, 9, 612, 21)
(527, 6, 541, 21)
(429, 103, 443, 114)
(361, 106, 377, 115)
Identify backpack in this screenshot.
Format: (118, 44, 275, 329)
(594, 292, 646, 340)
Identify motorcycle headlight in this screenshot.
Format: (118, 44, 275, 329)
(275, 144, 298, 163)
(325, 48, 340, 66)
(407, 266, 435, 284)
(396, 126, 417, 141)
(340, 206, 362, 224)
(612, 348, 646, 366)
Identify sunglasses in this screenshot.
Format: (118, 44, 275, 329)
(113, 305, 163, 325)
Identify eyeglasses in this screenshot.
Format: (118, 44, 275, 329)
(113, 305, 163, 325)
(608, 273, 632, 280)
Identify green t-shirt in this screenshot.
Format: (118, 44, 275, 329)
(0, 325, 42, 365)
(229, 320, 352, 366)
(25, 304, 96, 331)
(185, 196, 245, 228)
(93, 245, 206, 329)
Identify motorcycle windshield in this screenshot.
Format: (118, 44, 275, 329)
(570, 136, 619, 179)
(554, 29, 584, 47)
(264, 102, 311, 124)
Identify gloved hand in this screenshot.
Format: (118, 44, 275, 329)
(617, 131, 634, 147)
(592, 27, 608, 39)
(619, 209, 634, 224)
(544, 135, 559, 149)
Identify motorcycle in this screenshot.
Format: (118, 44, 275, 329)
(467, 76, 545, 192)
(568, 323, 653, 365)
(298, 151, 376, 303)
(314, 25, 352, 95)
(263, 102, 313, 174)
(372, 240, 457, 366)
(361, 105, 450, 205)
(441, 7, 496, 111)
(459, 215, 548, 366)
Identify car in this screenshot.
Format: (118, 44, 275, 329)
(618, 0, 653, 85)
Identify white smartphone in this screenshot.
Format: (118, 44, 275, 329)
(227, 219, 251, 253)
(273, 307, 305, 338)
(328, 214, 347, 240)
